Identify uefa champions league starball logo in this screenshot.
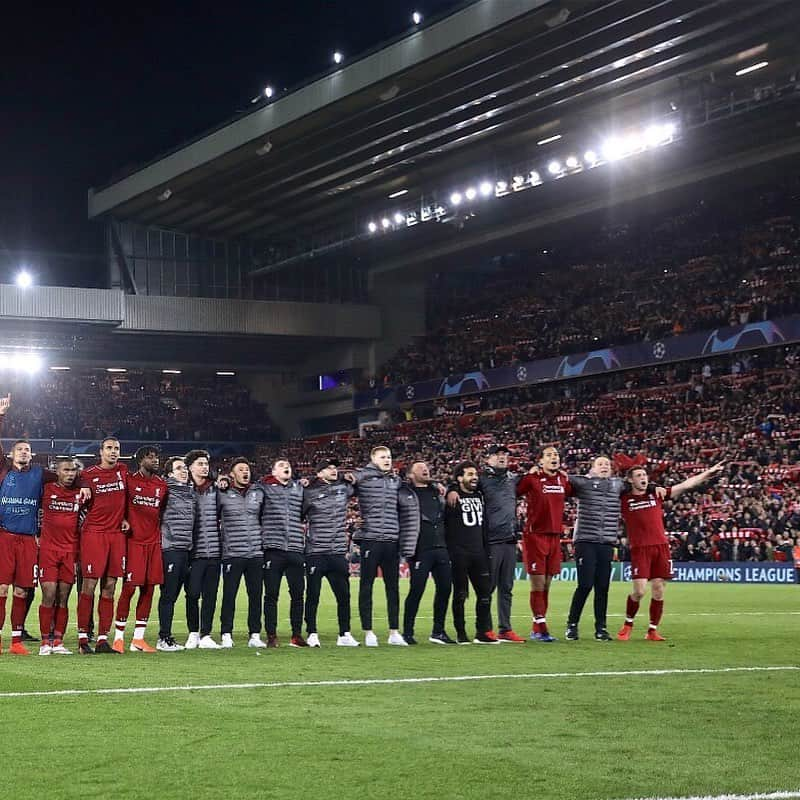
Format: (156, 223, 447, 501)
(516, 365, 527, 382)
(405, 385, 415, 400)
(653, 341, 666, 360)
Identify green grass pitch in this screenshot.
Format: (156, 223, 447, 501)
(1, 579, 798, 800)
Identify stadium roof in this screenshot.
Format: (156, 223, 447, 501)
(90, 0, 800, 259)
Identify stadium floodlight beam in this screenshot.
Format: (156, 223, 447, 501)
(381, 217, 391, 229)
(479, 181, 493, 197)
(263, 86, 274, 99)
(450, 191, 463, 206)
(412, 11, 422, 24)
(602, 137, 624, 161)
(547, 160, 561, 175)
(537, 134, 562, 146)
(584, 149, 598, 165)
(333, 51, 344, 65)
(735, 61, 768, 76)
(393, 212, 404, 224)
(465, 187, 477, 201)
(15, 269, 33, 289)
(565, 156, 579, 169)
(368, 221, 378, 233)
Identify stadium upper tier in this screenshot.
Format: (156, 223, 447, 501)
(376, 182, 800, 387)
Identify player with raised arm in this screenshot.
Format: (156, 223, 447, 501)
(113, 446, 167, 653)
(0, 395, 89, 654)
(516, 446, 571, 642)
(38, 457, 88, 655)
(77, 437, 129, 655)
(617, 461, 725, 642)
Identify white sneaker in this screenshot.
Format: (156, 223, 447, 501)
(248, 634, 267, 648)
(51, 644, 72, 655)
(221, 633, 234, 649)
(336, 632, 360, 647)
(156, 637, 182, 652)
(199, 635, 222, 650)
(185, 632, 200, 649)
(39, 644, 52, 656)
(364, 631, 379, 647)
(388, 631, 409, 646)
(307, 633, 321, 648)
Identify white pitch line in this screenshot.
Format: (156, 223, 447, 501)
(0, 665, 796, 700)
(618, 790, 800, 800)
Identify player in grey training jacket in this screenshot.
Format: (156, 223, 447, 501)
(249, 459, 306, 647)
(302, 458, 359, 647)
(185, 449, 223, 650)
(348, 446, 419, 647)
(565, 455, 627, 641)
(157, 457, 196, 651)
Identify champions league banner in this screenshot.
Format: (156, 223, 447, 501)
(355, 315, 800, 409)
(514, 561, 797, 584)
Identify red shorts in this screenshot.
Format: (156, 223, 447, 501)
(0, 531, 39, 588)
(80, 533, 127, 579)
(630, 544, 673, 581)
(522, 532, 562, 576)
(125, 540, 163, 586)
(39, 547, 77, 585)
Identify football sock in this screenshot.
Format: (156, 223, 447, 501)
(625, 595, 640, 624)
(649, 599, 664, 628)
(39, 605, 55, 641)
(115, 584, 136, 639)
(77, 592, 93, 642)
(135, 584, 155, 623)
(98, 596, 114, 638)
(532, 590, 547, 632)
(11, 595, 27, 644)
(134, 620, 148, 641)
(54, 607, 68, 645)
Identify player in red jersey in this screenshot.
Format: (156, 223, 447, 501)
(77, 437, 129, 654)
(617, 461, 725, 641)
(516, 446, 571, 642)
(38, 457, 88, 655)
(113, 446, 167, 653)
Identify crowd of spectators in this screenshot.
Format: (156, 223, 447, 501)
(376, 184, 800, 386)
(0, 371, 277, 442)
(256, 346, 800, 563)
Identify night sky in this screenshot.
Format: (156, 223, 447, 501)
(0, 0, 465, 286)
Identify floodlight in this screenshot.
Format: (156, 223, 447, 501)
(333, 51, 344, 65)
(368, 221, 378, 233)
(394, 212, 404, 224)
(479, 181, 493, 197)
(565, 156, 579, 169)
(381, 217, 391, 229)
(465, 187, 477, 201)
(412, 11, 422, 24)
(263, 86, 274, 99)
(547, 160, 561, 175)
(16, 270, 33, 289)
(450, 192, 462, 205)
